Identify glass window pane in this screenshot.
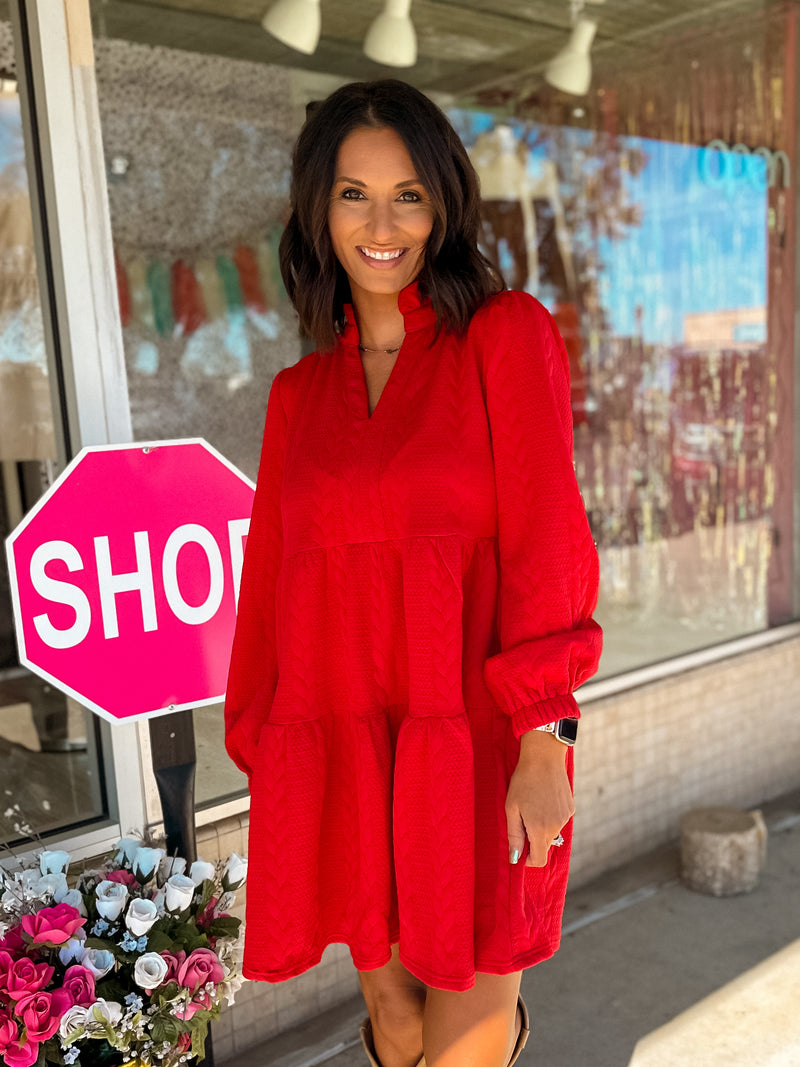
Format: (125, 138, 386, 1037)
(89, 1, 797, 799)
(0, 75, 107, 843)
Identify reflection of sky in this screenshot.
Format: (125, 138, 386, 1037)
(597, 138, 767, 345)
(449, 109, 768, 346)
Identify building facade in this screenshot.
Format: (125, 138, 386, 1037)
(0, 0, 798, 1058)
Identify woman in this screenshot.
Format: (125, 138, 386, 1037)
(225, 80, 602, 1067)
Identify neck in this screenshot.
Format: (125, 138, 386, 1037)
(349, 286, 406, 352)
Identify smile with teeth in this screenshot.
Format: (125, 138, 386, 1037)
(359, 246, 405, 261)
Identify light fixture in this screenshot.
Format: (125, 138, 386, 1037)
(261, 0, 321, 55)
(545, 0, 601, 96)
(364, 0, 417, 68)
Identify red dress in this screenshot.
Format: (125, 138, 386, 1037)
(225, 283, 602, 991)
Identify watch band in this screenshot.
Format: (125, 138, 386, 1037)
(534, 718, 579, 745)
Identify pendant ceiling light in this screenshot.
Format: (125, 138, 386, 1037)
(545, 0, 604, 96)
(261, 0, 322, 55)
(364, 0, 418, 68)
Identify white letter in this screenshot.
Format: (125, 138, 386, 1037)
(227, 517, 250, 608)
(30, 541, 91, 649)
(162, 524, 224, 625)
(94, 532, 157, 639)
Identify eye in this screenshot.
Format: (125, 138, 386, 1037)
(339, 187, 365, 200)
(397, 190, 423, 202)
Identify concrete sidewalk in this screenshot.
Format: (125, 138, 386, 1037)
(236, 788, 800, 1067)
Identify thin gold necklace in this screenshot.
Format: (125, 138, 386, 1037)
(357, 337, 404, 355)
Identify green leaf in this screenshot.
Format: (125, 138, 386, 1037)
(197, 877, 216, 913)
(191, 1015, 210, 1061)
(151, 1012, 182, 1045)
(207, 915, 241, 938)
(145, 928, 174, 953)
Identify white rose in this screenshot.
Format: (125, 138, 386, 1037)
(59, 937, 86, 966)
(40, 849, 71, 875)
(159, 855, 187, 880)
(114, 838, 140, 865)
(219, 972, 244, 1007)
(222, 853, 248, 891)
(58, 1004, 89, 1041)
(81, 948, 115, 979)
(189, 860, 215, 886)
(95, 879, 128, 920)
(60, 888, 88, 916)
(133, 951, 169, 991)
(35, 873, 69, 902)
(86, 998, 123, 1032)
(151, 890, 166, 915)
(164, 874, 195, 913)
(133, 847, 164, 883)
(125, 897, 159, 936)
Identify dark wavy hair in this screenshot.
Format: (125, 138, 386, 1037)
(279, 79, 504, 351)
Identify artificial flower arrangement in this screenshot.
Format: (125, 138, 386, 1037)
(0, 831, 247, 1067)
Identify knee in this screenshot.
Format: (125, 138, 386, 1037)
(362, 977, 426, 1045)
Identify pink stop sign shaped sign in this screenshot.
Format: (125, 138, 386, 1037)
(5, 440, 256, 722)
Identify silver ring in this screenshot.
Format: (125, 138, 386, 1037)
(552, 833, 565, 847)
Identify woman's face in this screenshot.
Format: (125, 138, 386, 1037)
(327, 126, 434, 304)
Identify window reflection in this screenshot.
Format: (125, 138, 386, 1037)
(0, 79, 106, 843)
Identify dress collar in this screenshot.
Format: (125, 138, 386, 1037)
(339, 280, 437, 348)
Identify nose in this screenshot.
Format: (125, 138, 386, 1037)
(366, 198, 396, 242)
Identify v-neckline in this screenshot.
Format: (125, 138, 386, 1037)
(339, 281, 437, 425)
(347, 338, 408, 423)
(359, 343, 405, 421)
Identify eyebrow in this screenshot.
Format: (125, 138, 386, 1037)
(333, 176, 424, 189)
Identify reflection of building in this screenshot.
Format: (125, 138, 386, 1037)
(1, 2, 799, 1061)
(684, 307, 766, 349)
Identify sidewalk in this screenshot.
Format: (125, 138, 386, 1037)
(235, 788, 800, 1067)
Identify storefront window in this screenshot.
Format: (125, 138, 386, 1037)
(0, 64, 107, 843)
(88, 0, 797, 801)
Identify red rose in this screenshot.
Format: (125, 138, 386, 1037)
(20, 903, 85, 946)
(14, 989, 70, 1041)
(0, 927, 25, 956)
(4, 957, 54, 1000)
(106, 869, 138, 888)
(60, 964, 96, 1007)
(176, 948, 224, 993)
(160, 949, 186, 985)
(0, 1009, 40, 1067)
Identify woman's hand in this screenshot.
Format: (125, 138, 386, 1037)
(505, 729, 575, 867)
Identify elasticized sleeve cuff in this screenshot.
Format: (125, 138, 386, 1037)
(510, 692, 581, 740)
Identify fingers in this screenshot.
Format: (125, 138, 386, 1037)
(507, 810, 527, 866)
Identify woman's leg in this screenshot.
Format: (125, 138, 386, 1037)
(423, 971, 523, 1067)
(358, 943, 426, 1067)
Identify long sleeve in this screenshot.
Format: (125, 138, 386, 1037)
(479, 291, 602, 738)
(224, 368, 288, 775)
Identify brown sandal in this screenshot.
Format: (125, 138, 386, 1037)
(359, 994, 530, 1067)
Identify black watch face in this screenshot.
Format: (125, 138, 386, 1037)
(556, 718, 579, 744)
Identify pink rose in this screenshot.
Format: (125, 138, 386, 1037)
(0, 950, 13, 990)
(106, 869, 138, 888)
(174, 990, 213, 1020)
(21, 903, 85, 946)
(176, 948, 224, 993)
(0, 926, 25, 956)
(5, 957, 54, 1000)
(0, 1009, 40, 1067)
(160, 949, 186, 985)
(60, 964, 96, 1007)
(14, 988, 71, 1041)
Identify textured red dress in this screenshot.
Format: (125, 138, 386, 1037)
(225, 283, 602, 991)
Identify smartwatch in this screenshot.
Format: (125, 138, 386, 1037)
(534, 718, 578, 746)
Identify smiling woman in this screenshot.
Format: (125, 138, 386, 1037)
(225, 78, 602, 1067)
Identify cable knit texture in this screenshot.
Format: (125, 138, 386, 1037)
(225, 282, 602, 990)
